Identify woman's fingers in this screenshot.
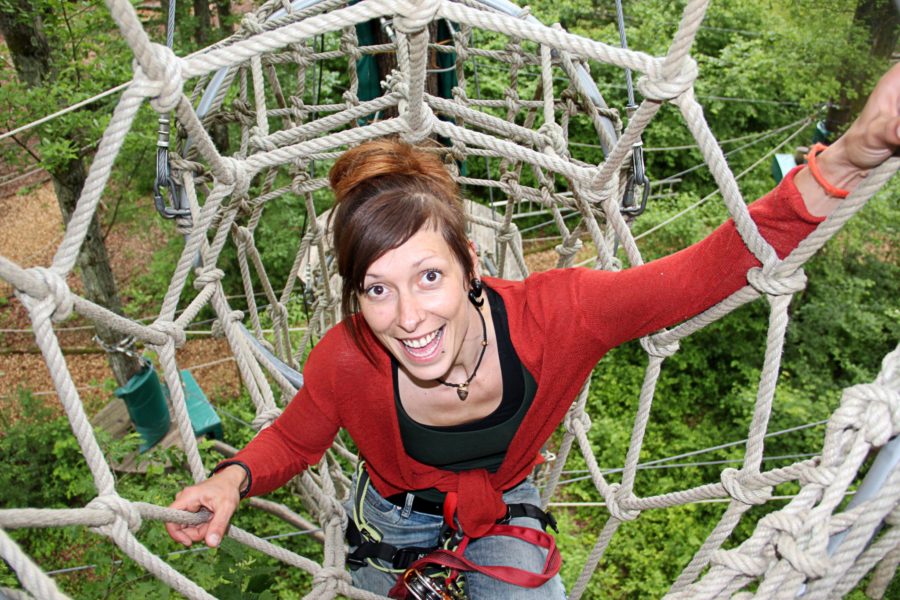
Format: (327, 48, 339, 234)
(165, 491, 210, 546)
(842, 63, 900, 169)
(165, 477, 241, 547)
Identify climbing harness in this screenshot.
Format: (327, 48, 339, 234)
(346, 462, 560, 599)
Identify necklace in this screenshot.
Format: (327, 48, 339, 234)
(436, 304, 488, 401)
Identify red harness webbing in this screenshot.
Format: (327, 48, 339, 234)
(387, 521, 561, 598)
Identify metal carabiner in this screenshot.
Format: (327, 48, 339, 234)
(153, 115, 192, 221)
(621, 143, 650, 217)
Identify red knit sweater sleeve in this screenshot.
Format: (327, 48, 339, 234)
(570, 166, 824, 351)
(225, 336, 343, 498)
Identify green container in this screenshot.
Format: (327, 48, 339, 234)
(179, 369, 223, 441)
(115, 365, 171, 452)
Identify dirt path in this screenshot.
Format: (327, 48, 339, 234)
(0, 182, 242, 423)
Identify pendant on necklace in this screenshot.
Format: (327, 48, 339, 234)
(456, 384, 469, 401)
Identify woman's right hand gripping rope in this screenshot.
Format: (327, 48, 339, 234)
(164, 463, 247, 548)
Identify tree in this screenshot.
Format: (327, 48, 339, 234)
(0, 0, 143, 386)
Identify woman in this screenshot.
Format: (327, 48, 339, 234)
(166, 64, 900, 598)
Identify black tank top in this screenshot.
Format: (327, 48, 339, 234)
(393, 287, 537, 501)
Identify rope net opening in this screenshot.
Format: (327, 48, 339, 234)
(1, 0, 898, 598)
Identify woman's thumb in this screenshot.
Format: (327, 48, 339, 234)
(204, 504, 234, 547)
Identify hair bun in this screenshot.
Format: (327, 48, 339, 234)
(329, 138, 456, 204)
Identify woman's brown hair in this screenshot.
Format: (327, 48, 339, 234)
(329, 139, 473, 357)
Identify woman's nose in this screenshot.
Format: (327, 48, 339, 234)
(397, 293, 424, 333)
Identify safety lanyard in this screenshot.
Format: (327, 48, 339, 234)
(405, 522, 561, 587)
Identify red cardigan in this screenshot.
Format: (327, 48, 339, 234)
(229, 168, 822, 537)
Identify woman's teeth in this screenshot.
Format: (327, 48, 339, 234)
(401, 327, 443, 356)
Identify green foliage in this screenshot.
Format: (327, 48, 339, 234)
(0, 388, 320, 597)
(0, 390, 97, 508)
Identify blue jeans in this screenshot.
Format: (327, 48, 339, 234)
(344, 479, 566, 599)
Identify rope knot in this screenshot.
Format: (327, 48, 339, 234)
(640, 336, 680, 359)
(538, 122, 567, 156)
(313, 566, 352, 588)
(773, 526, 831, 579)
(496, 224, 518, 244)
(831, 382, 900, 447)
(555, 238, 583, 258)
(221, 157, 249, 193)
(394, 0, 440, 33)
(340, 30, 362, 61)
(451, 85, 468, 104)
(637, 57, 698, 102)
(135, 44, 183, 114)
(175, 214, 193, 236)
(720, 468, 773, 505)
(25, 267, 74, 322)
(605, 483, 640, 522)
(249, 128, 277, 153)
(87, 495, 142, 533)
(252, 407, 283, 431)
(563, 408, 592, 434)
(747, 266, 807, 296)
(449, 141, 468, 165)
(194, 268, 225, 290)
(149, 320, 186, 348)
(268, 302, 289, 324)
(240, 12, 264, 35)
(797, 462, 836, 488)
(341, 89, 361, 107)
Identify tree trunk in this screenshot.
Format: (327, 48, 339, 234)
(193, 0, 211, 47)
(1, 0, 144, 388)
(50, 157, 145, 386)
(0, 0, 53, 86)
(215, 0, 234, 37)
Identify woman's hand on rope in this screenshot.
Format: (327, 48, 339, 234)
(164, 464, 246, 548)
(798, 63, 900, 217)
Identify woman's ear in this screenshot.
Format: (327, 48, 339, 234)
(468, 240, 481, 277)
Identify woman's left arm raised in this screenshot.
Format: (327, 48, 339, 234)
(564, 64, 900, 352)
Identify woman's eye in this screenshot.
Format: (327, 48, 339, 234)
(365, 284, 386, 298)
(422, 270, 442, 284)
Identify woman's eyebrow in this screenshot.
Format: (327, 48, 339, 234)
(412, 253, 439, 268)
(363, 252, 442, 281)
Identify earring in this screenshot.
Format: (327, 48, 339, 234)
(468, 278, 484, 307)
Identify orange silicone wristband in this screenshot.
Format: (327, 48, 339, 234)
(805, 143, 850, 199)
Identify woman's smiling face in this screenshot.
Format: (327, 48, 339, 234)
(358, 227, 475, 383)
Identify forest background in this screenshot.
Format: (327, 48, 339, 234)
(0, 0, 897, 598)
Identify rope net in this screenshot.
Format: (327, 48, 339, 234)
(1, 0, 898, 598)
